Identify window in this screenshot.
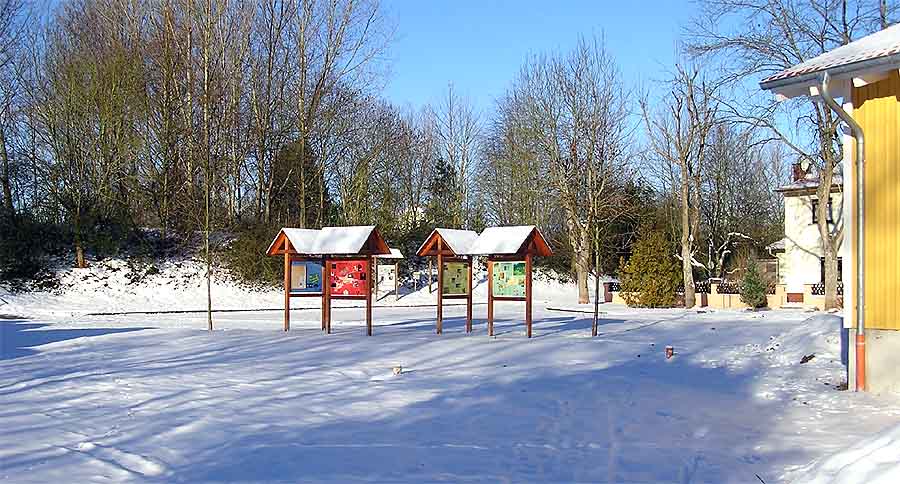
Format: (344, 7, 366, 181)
(811, 198, 834, 224)
(819, 257, 843, 283)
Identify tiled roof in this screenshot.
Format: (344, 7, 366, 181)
(776, 175, 843, 193)
(761, 23, 900, 86)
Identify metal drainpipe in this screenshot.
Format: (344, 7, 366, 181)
(819, 72, 866, 391)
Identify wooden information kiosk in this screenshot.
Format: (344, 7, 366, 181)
(468, 226, 553, 338)
(416, 228, 478, 334)
(266, 226, 391, 335)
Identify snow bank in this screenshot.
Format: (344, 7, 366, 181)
(765, 314, 844, 366)
(0, 256, 590, 320)
(794, 423, 900, 484)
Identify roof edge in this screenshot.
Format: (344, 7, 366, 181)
(760, 52, 900, 91)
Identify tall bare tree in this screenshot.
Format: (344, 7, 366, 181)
(1, 0, 26, 214)
(490, 36, 634, 303)
(686, 0, 898, 309)
(641, 65, 719, 308)
(292, 0, 391, 228)
(430, 84, 481, 228)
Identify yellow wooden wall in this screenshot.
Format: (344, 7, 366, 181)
(852, 71, 900, 330)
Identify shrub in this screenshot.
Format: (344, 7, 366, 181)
(740, 258, 768, 309)
(0, 212, 57, 282)
(224, 224, 282, 287)
(619, 228, 682, 308)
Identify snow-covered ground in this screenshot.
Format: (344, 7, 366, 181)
(2, 260, 899, 483)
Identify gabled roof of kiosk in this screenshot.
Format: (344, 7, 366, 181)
(378, 248, 405, 259)
(467, 226, 553, 257)
(266, 226, 391, 256)
(265, 228, 320, 256)
(416, 228, 479, 256)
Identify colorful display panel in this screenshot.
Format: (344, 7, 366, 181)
(442, 261, 469, 295)
(492, 261, 526, 297)
(290, 261, 323, 293)
(330, 260, 368, 296)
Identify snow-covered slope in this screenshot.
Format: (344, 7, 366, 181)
(0, 257, 586, 320)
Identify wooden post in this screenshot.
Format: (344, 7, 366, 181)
(525, 253, 533, 338)
(466, 255, 473, 333)
(428, 257, 433, 293)
(395, 261, 400, 301)
(283, 252, 291, 332)
(324, 258, 332, 334)
(373, 258, 378, 296)
(487, 259, 494, 337)
(436, 239, 443, 335)
(366, 256, 373, 336)
(321, 258, 327, 332)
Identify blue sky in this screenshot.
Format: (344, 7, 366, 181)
(382, 0, 697, 114)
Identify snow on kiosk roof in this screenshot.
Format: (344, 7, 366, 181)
(416, 228, 479, 257)
(468, 226, 552, 257)
(377, 248, 405, 259)
(266, 226, 391, 257)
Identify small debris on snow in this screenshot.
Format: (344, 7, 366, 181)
(392, 366, 403, 375)
(800, 354, 816, 364)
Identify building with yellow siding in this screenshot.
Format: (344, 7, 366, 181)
(761, 24, 900, 393)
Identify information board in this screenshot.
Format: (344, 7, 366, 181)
(442, 261, 469, 295)
(377, 264, 397, 293)
(290, 261, 323, 294)
(492, 261, 526, 297)
(330, 260, 368, 296)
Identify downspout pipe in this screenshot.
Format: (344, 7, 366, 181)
(819, 72, 866, 392)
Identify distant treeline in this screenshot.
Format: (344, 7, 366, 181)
(1, 0, 894, 309)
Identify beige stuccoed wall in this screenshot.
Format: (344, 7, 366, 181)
(781, 191, 844, 292)
(608, 284, 829, 310)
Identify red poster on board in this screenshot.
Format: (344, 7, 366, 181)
(330, 260, 368, 296)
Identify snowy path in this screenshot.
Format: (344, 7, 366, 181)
(3, 303, 899, 483)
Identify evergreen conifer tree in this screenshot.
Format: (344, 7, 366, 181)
(740, 258, 768, 309)
(619, 228, 682, 308)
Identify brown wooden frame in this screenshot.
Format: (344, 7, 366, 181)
(417, 233, 474, 335)
(268, 227, 390, 336)
(480, 228, 550, 339)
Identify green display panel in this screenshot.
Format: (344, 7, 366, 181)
(442, 261, 469, 295)
(492, 261, 526, 297)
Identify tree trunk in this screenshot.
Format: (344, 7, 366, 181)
(680, 178, 696, 308)
(0, 128, 13, 213)
(816, 172, 840, 310)
(74, 213, 87, 269)
(575, 229, 590, 304)
(592, 232, 601, 337)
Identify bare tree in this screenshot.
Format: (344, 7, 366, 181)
(292, 0, 392, 228)
(641, 65, 719, 308)
(685, 0, 898, 309)
(489, 36, 634, 304)
(1, 0, 26, 214)
(430, 84, 481, 228)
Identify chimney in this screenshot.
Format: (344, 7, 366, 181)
(791, 163, 805, 182)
